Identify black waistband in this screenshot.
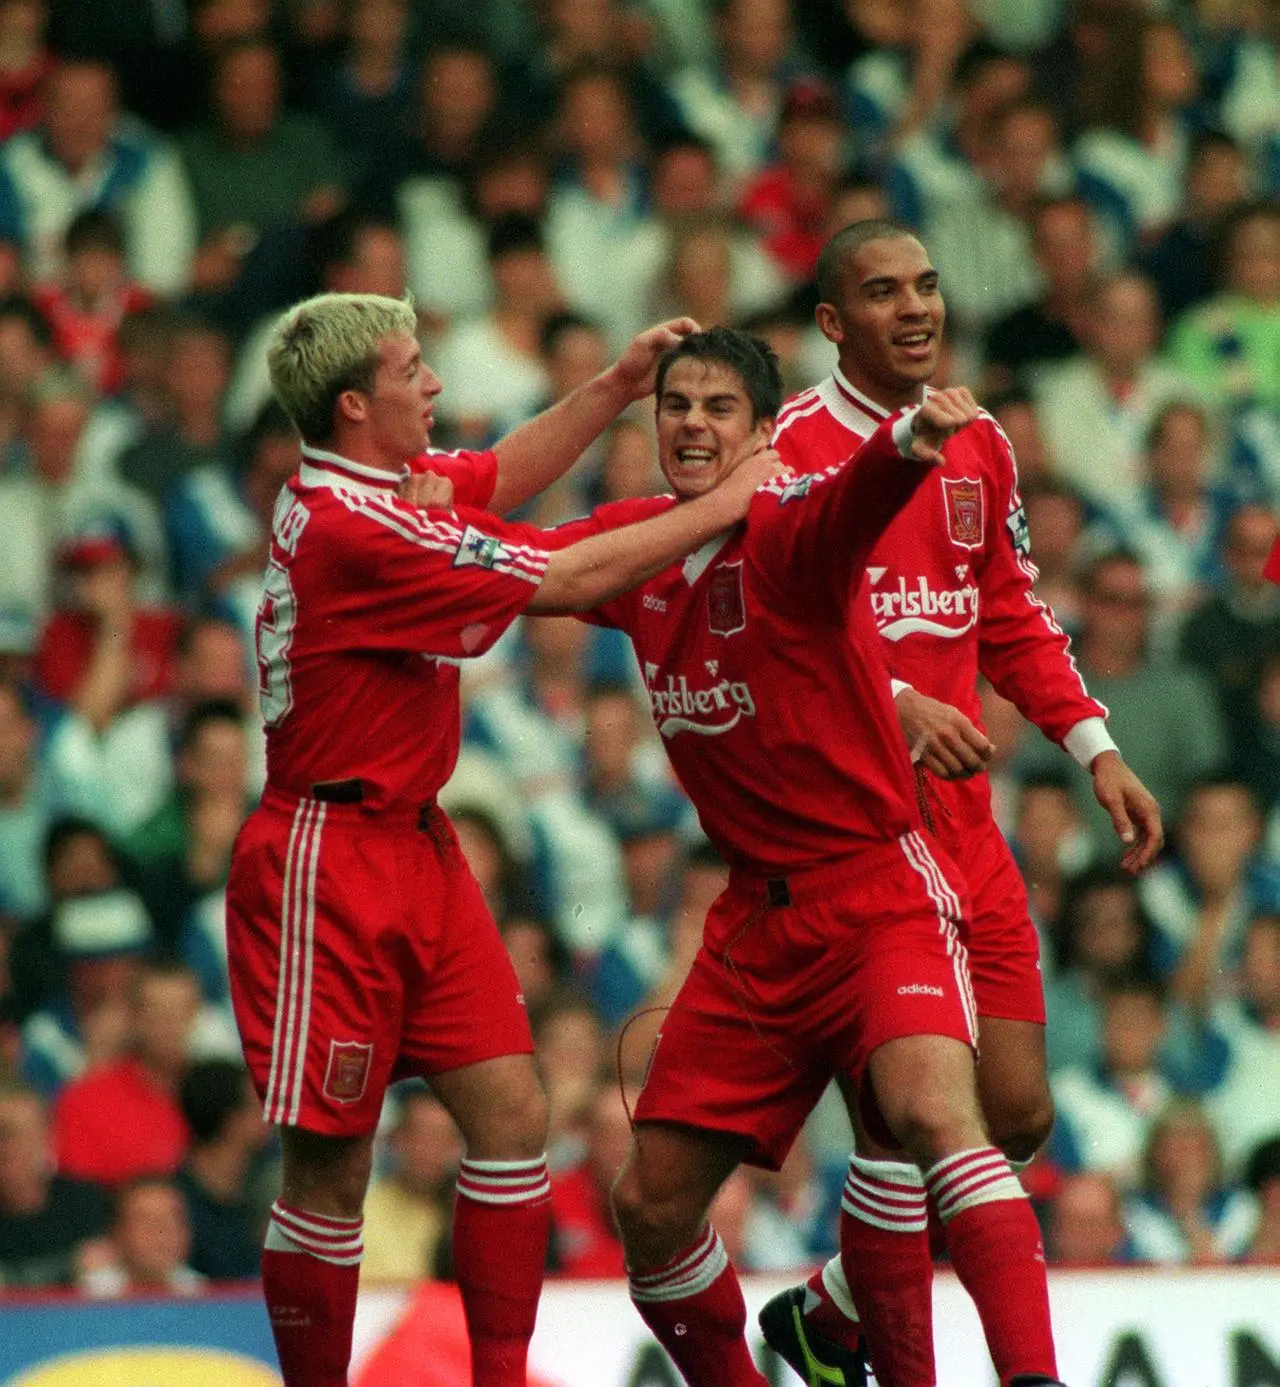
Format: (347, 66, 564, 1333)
(310, 778, 365, 804)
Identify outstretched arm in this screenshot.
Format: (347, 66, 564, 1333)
(489, 317, 699, 515)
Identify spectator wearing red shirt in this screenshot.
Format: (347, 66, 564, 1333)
(30, 210, 155, 397)
(52, 958, 201, 1186)
(35, 523, 182, 711)
(737, 81, 846, 284)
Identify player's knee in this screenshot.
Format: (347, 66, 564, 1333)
(610, 1163, 698, 1268)
(485, 1082, 549, 1158)
(987, 1087, 1054, 1164)
(882, 1087, 987, 1167)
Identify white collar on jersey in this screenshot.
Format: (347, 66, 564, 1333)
(826, 367, 892, 434)
(298, 443, 407, 498)
(682, 530, 733, 585)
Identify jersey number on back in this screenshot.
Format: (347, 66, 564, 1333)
(256, 559, 297, 727)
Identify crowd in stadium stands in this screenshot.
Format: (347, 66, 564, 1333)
(0, 0, 1277, 1294)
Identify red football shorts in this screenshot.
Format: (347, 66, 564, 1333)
(934, 813, 1046, 1025)
(226, 791, 533, 1136)
(633, 831, 977, 1169)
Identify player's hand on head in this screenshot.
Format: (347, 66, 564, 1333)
(907, 386, 982, 465)
(1090, 751, 1164, 874)
(613, 317, 701, 400)
(399, 468, 455, 511)
(895, 687, 993, 779)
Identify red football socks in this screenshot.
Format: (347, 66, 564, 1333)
(453, 1156, 553, 1387)
(629, 1225, 769, 1386)
(838, 1156, 935, 1387)
(261, 1201, 363, 1387)
(926, 1147, 1058, 1386)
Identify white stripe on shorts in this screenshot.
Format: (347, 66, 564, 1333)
(898, 831, 978, 1043)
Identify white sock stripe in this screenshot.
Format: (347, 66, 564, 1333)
(935, 1167, 1025, 1217)
(848, 1155, 925, 1188)
(927, 1148, 1026, 1219)
(844, 1176, 929, 1216)
(846, 1171, 929, 1203)
(629, 1230, 727, 1303)
(456, 1176, 551, 1206)
(267, 1208, 364, 1265)
(629, 1225, 717, 1288)
(822, 1257, 860, 1321)
(927, 1147, 1009, 1196)
(840, 1191, 930, 1233)
(457, 1148, 549, 1170)
(271, 1201, 363, 1237)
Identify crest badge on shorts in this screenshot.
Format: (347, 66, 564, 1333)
(707, 561, 746, 636)
(942, 476, 984, 550)
(324, 1040, 373, 1103)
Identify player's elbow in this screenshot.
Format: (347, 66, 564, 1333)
(527, 552, 598, 614)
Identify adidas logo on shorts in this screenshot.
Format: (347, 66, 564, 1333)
(897, 983, 944, 997)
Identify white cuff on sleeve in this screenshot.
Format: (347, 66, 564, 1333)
(890, 679, 913, 698)
(892, 406, 922, 458)
(1064, 717, 1119, 769)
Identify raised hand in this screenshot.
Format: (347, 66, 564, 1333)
(611, 317, 701, 401)
(398, 469, 455, 511)
(906, 386, 982, 465)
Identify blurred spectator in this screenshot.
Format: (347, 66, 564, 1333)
(986, 387, 1055, 490)
(1044, 865, 1160, 1075)
(1030, 270, 1198, 514)
(1140, 777, 1269, 1008)
(432, 213, 560, 446)
(1166, 201, 1280, 409)
(175, 1057, 271, 1281)
(1242, 1137, 1280, 1264)
(0, 675, 60, 922)
(1204, 913, 1280, 1177)
(982, 195, 1101, 394)
(80, 1174, 205, 1296)
(707, 1163, 810, 1272)
(450, 804, 535, 930)
(19, 884, 153, 1095)
(1050, 973, 1215, 1190)
(0, 368, 167, 622)
(737, 79, 847, 285)
(595, 416, 665, 506)
(363, 1086, 463, 1283)
(0, 1076, 111, 1288)
(548, 1080, 630, 1277)
(122, 699, 248, 956)
(177, 36, 346, 324)
(1009, 769, 1091, 929)
(1087, 400, 1235, 628)
(1071, 13, 1203, 253)
(1123, 1099, 1255, 1264)
(0, 57, 196, 296)
(531, 987, 607, 1169)
(1046, 1170, 1132, 1266)
(0, 295, 54, 461)
(1140, 130, 1252, 326)
(1023, 550, 1226, 842)
(977, 677, 1031, 836)
(51, 957, 201, 1185)
(500, 914, 569, 1018)
(1234, 653, 1280, 817)
(0, 0, 51, 143)
(669, 0, 807, 189)
(117, 314, 233, 507)
(1180, 503, 1280, 756)
(29, 210, 155, 398)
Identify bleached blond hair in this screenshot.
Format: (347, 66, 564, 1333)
(266, 291, 417, 444)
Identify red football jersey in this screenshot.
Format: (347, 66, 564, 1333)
(773, 369, 1110, 823)
(563, 416, 934, 874)
(256, 444, 550, 809)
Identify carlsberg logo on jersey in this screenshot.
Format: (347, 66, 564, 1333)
(643, 662, 756, 739)
(868, 569, 980, 641)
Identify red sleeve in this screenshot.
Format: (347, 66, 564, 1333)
(975, 418, 1108, 745)
(1265, 537, 1280, 584)
(320, 492, 550, 659)
(753, 414, 936, 616)
(409, 448, 498, 510)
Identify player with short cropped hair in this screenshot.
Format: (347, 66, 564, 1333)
(545, 327, 1061, 1387)
(760, 220, 1163, 1386)
(226, 293, 785, 1387)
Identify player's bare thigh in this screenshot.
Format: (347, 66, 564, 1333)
(428, 1052, 548, 1160)
(975, 1015, 1053, 1161)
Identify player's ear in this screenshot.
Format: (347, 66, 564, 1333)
(754, 416, 776, 446)
(815, 302, 843, 346)
(337, 388, 368, 424)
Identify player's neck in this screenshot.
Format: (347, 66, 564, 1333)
(835, 360, 925, 414)
(322, 432, 404, 476)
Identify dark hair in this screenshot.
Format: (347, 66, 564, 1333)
(236, 398, 297, 477)
(1080, 547, 1147, 594)
(310, 209, 399, 279)
(43, 815, 114, 875)
(815, 218, 919, 304)
(1099, 969, 1167, 1008)
(654, 327, 782, 424)
(64, 208, 125, 257)
(1244, 1136, 1280, 1194)
(178, 697, 244, 753)
(0, 293, 53, 348)
(179, 1058, 253, 1143)
(539, 310, 600, 358)
(1051, 863, 1156, 975)
(486, 211, 544, 263)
